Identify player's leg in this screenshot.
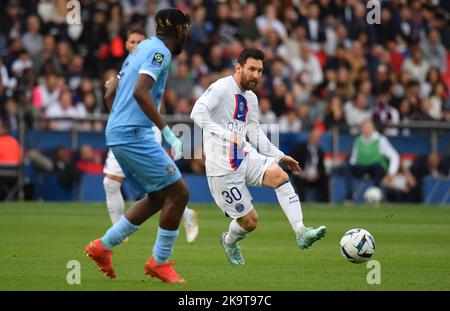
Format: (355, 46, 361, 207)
(85, 170, 152, 279)
(182, 206, 199, 243)
(103, 174, 125, 223)
(220, 208, 258, 265)
(144, 178, 189, 283)
(208, 173, 254, 265)
(103, 149, 126, 225)
(154, 125, 199, 243)
(262, 162, 305, 236)
(246, 149, 326, 250)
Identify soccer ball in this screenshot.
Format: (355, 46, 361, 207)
(340, 228, 375, 263)
(364, 186, 383, 203)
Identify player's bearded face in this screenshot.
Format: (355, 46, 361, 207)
(239, 59, 263, 91)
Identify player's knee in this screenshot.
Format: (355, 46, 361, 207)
(273, 170, 289, 188)
(173, 184, 189, 207)
(103, 177, 121, 193)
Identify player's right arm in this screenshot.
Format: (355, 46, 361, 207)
(133, 73, 182, 159)
(190, 85, 242, 147)
(133, 74, 167, 129)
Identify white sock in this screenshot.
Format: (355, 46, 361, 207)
(103, 177, 125, 224)
(275, 181, 305, 237)
(225, 219, 248, 245)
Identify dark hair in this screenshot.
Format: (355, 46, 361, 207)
(127, 28, 146, 38)
(155, 8, 191, 36)
(237, 48, 265, 66)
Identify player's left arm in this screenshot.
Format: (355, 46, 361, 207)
(247, 98, 300, 172)
(104, 76, 119, 112)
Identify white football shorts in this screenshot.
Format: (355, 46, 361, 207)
(207, 148, 275, 218)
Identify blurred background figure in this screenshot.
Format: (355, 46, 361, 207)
(290, 128, 328, 202)
(349, 119, 399, 187)
(382, 160, 417, 202)
(0, 119, 21, 200)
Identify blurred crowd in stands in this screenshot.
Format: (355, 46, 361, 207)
(1, 0, 450, 134)
(1, 0, 450, 202)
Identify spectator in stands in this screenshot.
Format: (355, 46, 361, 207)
(21, 15, 43, 57)
(300, 1, 326, 50)
(46, 90, 80, 131)
(237, 2, 261, 44)
(256, 3, 288, 42)
(0, 119, 21, 200)
(349, 119, 400, 187)
(77, 92, 103, 132)
(52, 146, 80, 190)
(32, 72, 60, 113)
(382, 160, 417, 202)
(411, 153, 449, 181)
(290, 128, 328, 202)
(410, 97, 435, 121)
(0, 119, 20, 165)
(291, 42, 323, 87)
(372, 90, 400, 136)
(279, 108, 301, 134)
(323, 96, 345, 129)
(428, 81, 448, 120)
(344, 93, 372, 134)
(402, 48, 430, 83)
(259, 97, 277, 125)
(420, 28, 447, 73)
(75, 144, 103, 175)
(269, 78, 291, 116)
(167, 61, 194, 102)
(297, 104, 314, 131)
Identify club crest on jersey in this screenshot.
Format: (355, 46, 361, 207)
(234, 94, 248, 122)
(151, 53, 164, 67)
(166, 164, 176, 175)
(235, 203, 245, 212)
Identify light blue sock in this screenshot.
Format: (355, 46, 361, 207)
(152, 227, 179, 264)
(101, 216, 139, 249)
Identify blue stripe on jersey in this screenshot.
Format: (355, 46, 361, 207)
(233, 94, 248, 122)
(229, 143, 248, 171)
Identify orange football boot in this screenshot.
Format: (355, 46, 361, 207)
(144, 256, 186, 284)
(85, 239, 116, 279)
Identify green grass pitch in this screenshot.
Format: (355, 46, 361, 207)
(0, 202, 449, 290)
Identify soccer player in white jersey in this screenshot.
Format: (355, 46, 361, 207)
(190, 48, 326, 265)
(103, 28, 199, 244)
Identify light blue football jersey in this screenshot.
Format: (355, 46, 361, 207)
(106, 36, 172, 146)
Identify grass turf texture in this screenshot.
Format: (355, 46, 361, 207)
(0, 202, 449, 290)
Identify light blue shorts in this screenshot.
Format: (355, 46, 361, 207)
(110, 139, 181, 198)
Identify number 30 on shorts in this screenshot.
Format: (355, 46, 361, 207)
(221, 187, 242, 204)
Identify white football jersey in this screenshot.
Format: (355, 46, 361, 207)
(191, 75, 284, 176)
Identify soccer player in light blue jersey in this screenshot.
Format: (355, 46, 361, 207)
(86, 9, 191, 284)
(102, 29, 199, 244)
